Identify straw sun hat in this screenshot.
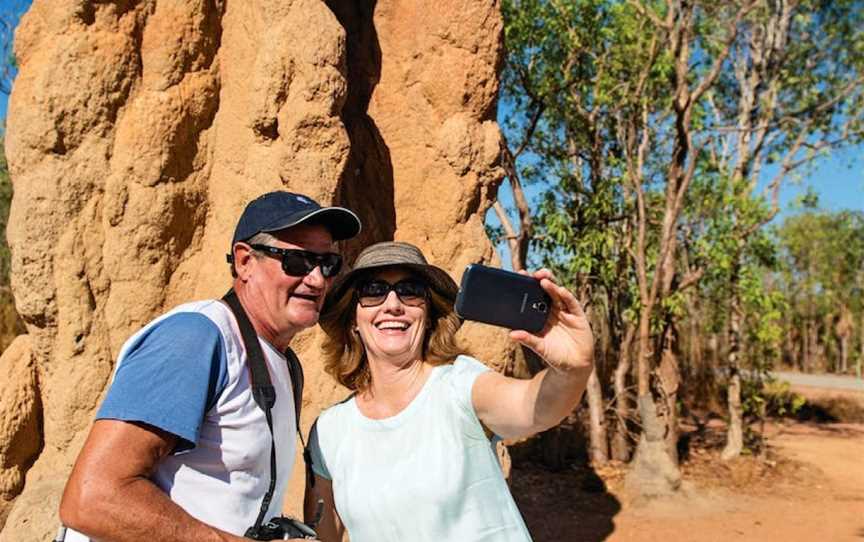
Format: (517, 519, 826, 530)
(324, 241, 459, 308)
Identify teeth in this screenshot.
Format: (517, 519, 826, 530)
(377, 322, 409, 330)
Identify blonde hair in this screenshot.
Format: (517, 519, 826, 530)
(319, 271, 464, 392)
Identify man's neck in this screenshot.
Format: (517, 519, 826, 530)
(232, 283, 297, 352)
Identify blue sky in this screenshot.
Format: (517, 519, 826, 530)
(0, 0, 28, 121)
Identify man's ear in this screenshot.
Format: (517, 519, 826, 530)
(232, 243, 255, 280)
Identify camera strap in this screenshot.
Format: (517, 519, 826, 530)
(222, 289, 313, 535)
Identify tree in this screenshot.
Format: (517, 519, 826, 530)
(498, 0, 864, 488)
(698, 0, 864, 458)
(500, 0, 648, 467)
(774, 209, 864, 376)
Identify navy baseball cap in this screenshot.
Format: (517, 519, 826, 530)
(230, 192, 361, 250)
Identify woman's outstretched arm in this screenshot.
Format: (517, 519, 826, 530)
(472, 269, 595, 440)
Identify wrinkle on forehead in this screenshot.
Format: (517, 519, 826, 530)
(270, 224, 334, 253)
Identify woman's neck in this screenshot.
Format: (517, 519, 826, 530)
(358, 355, 432, 419)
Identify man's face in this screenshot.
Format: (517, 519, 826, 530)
(238, 224, 336, 341)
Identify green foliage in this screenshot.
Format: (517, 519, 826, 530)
(0, 133, 11, 276)
(739, 378, 804, 453)
(761, 380, 807, 418)
(0, 130, 23, 352)
(772, 209, 864, 371)
(501, 0, 648, 331)
(498, 0, 864, 413)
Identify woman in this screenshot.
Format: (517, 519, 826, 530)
(307, 241, 594, 542)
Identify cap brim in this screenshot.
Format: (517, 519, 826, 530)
(262, 206, 361, 241)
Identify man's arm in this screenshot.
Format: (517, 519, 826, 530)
(305, 475, 343, 542)
(60, 419, 246, 542)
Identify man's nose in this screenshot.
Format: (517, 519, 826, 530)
(303, 265, 326, 289)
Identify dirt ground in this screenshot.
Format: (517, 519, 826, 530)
(510, 397, 864, 542)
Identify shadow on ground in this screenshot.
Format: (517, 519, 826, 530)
(508, 432, 621, 542)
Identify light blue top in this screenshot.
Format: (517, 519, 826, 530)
(309, 355, 533, 542)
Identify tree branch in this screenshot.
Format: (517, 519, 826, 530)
(628, 0, 671, 30)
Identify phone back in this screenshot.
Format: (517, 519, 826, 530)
(454, 264, 551, 333)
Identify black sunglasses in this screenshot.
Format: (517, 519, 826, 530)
(357, 279, 428, 307)
(249, 244, 343, 278)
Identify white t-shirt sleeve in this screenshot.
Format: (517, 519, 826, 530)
(308, 418, 332, 480)
(446, 355, 491, 419)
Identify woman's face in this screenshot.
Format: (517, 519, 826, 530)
(354, 268, 429, 365)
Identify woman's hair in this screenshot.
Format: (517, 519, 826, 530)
(319, 269, 464, 392)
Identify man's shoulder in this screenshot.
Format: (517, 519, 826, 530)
(162, 299, 233, 327)
(117, 299, 239, 367)
(143, 300, 239, 343)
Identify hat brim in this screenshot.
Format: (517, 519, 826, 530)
(261, 206, 361, 241)
(326, 262, 458, 311)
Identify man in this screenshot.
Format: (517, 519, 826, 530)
(59, 192, 361, 542)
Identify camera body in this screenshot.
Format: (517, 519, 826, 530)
(245, 516, 318, 540)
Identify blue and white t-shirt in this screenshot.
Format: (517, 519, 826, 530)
(66, 299, 297, 540)
(309, 355, 532, 542)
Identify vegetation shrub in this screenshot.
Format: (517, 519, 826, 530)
(0, 131, 25, 353)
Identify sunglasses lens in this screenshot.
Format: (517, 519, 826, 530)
(281, 252, 314, 276)
(393, 281, 426, 306)
(279, 251, 342, 277)
(358, 281, 389, 307)
(318, 254, 342, 278)
(357, 280, 427, 307)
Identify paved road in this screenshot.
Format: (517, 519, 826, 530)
(773, 371, 864, 392)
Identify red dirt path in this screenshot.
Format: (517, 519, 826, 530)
(511, 421, 864, 542)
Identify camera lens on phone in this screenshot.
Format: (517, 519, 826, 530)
(532, 301, 548, 313)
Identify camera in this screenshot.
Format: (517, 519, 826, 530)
(244, 516, 318, 540)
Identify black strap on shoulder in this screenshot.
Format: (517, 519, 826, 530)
(284, 347, 315, 488)
(221, 289, 313, 535)
(223, 290, 278, 412)
(283, 347, 304, 437)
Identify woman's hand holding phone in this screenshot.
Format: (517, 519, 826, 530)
(509, 269, 594, 376)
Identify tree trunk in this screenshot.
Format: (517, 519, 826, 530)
(839, 335, 848, 374)
(836, 306, 853, 374)
(785, 326, 796, 369)
(688, 305, 703, 379)
(659, 328, 680, 465)
(722, 296, 744, 460)
(812, 322, 824, 371)
(626, 312, 681, 496)
(624, 395, 682, 497)
(859, 314, 864, 380)
(586, 369, 608, 466)
(709, 332, 719, 369)
(611, 326, 635, 461)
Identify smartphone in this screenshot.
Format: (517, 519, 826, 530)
(454, 264, 551, 333)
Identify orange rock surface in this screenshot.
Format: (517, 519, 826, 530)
(0, 1, 508, 539)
